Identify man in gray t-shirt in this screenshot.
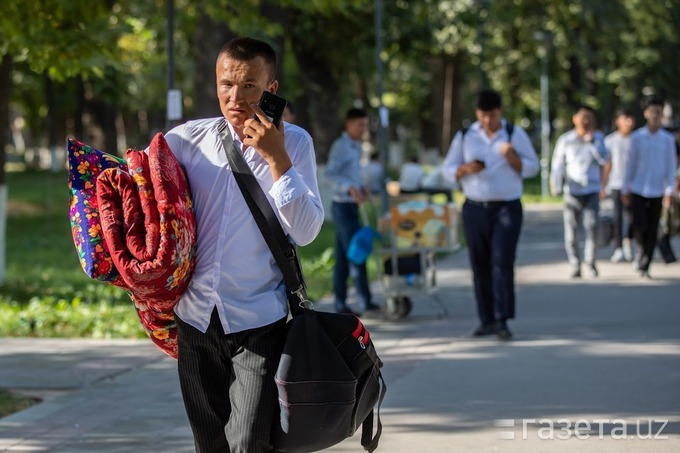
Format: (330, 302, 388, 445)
(604, 110, 635, 262)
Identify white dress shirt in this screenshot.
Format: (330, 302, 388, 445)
(163, 118, 324, 334)
(550, 129, 608, 196)
(442, 120, 539, 201)
(624, 126, 677, 198)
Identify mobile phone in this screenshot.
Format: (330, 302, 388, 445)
(473, 159, 486, 168)
(256, 91, 287, 128)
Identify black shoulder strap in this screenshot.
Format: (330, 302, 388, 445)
(217, 120, 307, 316)
(506, 121, 514, 140)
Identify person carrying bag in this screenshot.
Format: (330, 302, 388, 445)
(219, 121, 387, 452)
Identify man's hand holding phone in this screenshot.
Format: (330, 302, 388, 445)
(455, 159, 485, 180)
(243, 92, 290, 180)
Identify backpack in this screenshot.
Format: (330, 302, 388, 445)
(273, 309, 386, 452)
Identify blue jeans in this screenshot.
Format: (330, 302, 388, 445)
(462, 199, 523, 326)
(332, 202, 372, 311)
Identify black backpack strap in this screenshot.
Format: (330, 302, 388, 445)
(217, 120, 307, 316)
(505, 121, 514, 141)
(360, 372, 387, 452)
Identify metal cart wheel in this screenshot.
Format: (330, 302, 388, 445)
(384, 296, 412, 321)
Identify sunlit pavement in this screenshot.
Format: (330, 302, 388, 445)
(1, 204, 678, 452)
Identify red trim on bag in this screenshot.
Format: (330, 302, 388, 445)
(351, 320, 370, 347)
(351, 320, 363, 339)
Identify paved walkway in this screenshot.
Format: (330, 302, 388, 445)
(1, 205, 679, 452)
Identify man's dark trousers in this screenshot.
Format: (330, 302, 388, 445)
(462, 199, 523, 326)
(631, 193, 663, 271)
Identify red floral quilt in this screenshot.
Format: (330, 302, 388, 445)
(68, 133, 196, 359)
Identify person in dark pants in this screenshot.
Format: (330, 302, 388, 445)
(622, 98, 678, 278)
(163, 37, 324, 452)
(442, 89, 539, 340)
(325, 108, 381, 316)
(604, 109, 636, 262)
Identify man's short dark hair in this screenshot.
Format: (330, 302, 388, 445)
(218, 37, 277, 80)
(616, 107, 633, 117)
(645, 98, 664, 109)
(346, 108, 368, 121)
(475, 89, 502, 111)
(575, 103, 596, 115)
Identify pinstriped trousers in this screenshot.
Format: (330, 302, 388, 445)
(176, 309, 288, 453)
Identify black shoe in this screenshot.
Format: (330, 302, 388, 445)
(639, 270, 652, 279)
(495, 322, 513, 341)
(364, 303, 382, 311)
(570, 267, 581, 279)
(472, 324, 496, 337)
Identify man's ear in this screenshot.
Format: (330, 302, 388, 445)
(269, 80, 279, 94)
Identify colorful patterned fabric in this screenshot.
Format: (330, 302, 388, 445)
(67, 134, 196, 359)
(68, 138, 128, 287)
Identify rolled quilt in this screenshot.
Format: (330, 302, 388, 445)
(95, 133, 196, 359)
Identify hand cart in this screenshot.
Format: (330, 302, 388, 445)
(374, 194, 461, 320)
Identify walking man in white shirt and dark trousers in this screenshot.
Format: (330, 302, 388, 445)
(443, 89, 539, 340)
(550, 104, 609, 279)
(622, 98, 678, 278)
(164, 37, 324, 452)
(604, 109, 636, 262)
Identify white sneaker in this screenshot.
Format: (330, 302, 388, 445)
(610, 248, 625, 263)
(622, 240, 633, 262)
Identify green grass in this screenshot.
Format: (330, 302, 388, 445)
(0, 170, 141, 338)
(0, 388, 36, 418)
(522, 175, 562, 204)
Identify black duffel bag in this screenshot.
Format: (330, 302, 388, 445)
(220, 124, 386, 452)
(272, 309, 386, 452)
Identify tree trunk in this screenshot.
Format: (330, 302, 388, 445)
(291, 48, 342, 163)
(191, 5, 234, 120)
(426, 53, 466, 156)
(74, 76, 85, 139)
(0, 54, 11, 185)
(0, 54, 11, 284)
(87, 98, 119, 155)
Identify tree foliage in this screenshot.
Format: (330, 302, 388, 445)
(1, 0, 680, 161)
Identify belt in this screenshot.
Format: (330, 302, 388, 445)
(465, 198, 519, 208)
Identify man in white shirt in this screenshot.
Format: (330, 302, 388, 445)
(604, 109, 636, 262)
(622, 98, 678, 278)
(443, 89, 539, 340)
(163, 37, 324, 452)
(550, 104, 609, 279)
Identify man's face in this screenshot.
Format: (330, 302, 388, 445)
(475, 108, 502, 134)
(615, 114, 635, 135)
(572, 108, 595, 133)
(346, 117, 369, 141)
(643, 104, 663, 130)
(216, 55, 277, 130)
